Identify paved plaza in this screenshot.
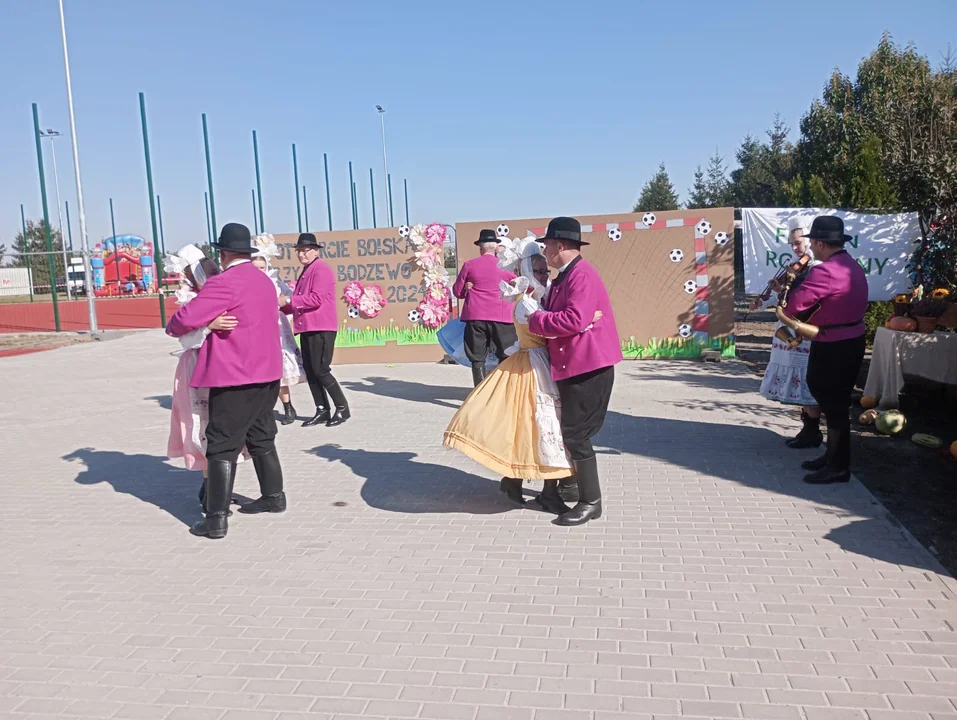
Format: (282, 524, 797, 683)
(2, 330, 957, 720)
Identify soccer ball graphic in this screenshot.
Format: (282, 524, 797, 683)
(714, 231, 729, 246)
(695, 219, 712, 236)
(398, 225, 411, 238)
(678, 324, 693, 338)
(407, 309, 421, 323)
(669, 249, 684, 263)
(347, 306, 360, 319)
(642, 212, 657, 227)
(683, 280, 697, 294)
(608, 228, 622, 241)
(496, 224, 510, 238)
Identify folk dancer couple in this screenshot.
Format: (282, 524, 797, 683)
(445, 217, 622, 526)
(164, 225, 350, 538)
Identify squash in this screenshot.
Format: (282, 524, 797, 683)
(859, 409, 879, 425)
(912, 433, 943, 449)
(951, 440, 957, 460)
(860, 396, 878, 410)
(875, 410, 907, 435)
(888, 315, 918, 332)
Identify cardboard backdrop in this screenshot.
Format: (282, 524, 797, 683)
(455, 209, 735, 356)
(270, 229, 444, 364)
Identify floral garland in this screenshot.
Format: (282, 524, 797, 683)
(343, 280, 387, 319)
(400, 222, 451, 328)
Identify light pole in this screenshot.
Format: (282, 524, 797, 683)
(376, 105, 392, 227)
(57, 0, 97, 331)
(40, 128, 71, 300)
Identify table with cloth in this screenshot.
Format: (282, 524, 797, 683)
(863, 326, 957, 408)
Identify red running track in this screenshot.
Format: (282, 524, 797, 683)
(0, 297, 164, 333)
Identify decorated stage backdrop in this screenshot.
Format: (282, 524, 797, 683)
(455, 209, 736, 359)
(741, 208, 916, 301)
(270, 227, 449, 364)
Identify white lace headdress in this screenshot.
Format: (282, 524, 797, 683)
(497, 236, 548, 300)
(164, 244, 209, 304)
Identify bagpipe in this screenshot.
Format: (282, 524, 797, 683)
(771, 254, 822, 348)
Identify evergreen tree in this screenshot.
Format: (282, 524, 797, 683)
(730, 134, 776, 207)
(633, 162, 680, 212)
(686, 166, 709, 208)
(11, 219, 66, 289)
(705, 150, 733, 207)
(850, 134, 897, 209)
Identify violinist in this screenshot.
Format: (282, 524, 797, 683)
(787, 216, 868, 485)
(750, 216, 823, 449)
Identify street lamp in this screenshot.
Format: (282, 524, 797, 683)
(376, 105, 392, 227)
(57, 0, 97, 332)
(39, 128, 71, 300)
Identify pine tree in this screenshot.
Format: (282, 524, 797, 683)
(633, 162, 680, 212)
(686, 166, 709, 208)
(705, 150, 732, 207)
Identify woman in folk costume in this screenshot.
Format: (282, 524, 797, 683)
(749, 215, 823, 448)
(443, 237, 600, 515)
(251, 234, 306, 425)
(164, 244, 246, 508)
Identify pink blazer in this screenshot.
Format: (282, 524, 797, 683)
(452, 254, 515, 323)
(788, 250, 868, 342)
(528, 258, 623, 382)
(282, 258, 338, 334)
(166, 261, 282, 388)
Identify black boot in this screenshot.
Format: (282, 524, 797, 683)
(558, 477, 580, 503)
(280, 401, 297, 426)
(804, 427, 850, 484)
(303, 385, 330, 427)
(785, 410, 823, 449)
(801, 454, 828, 471)
(537, 479, 570, 515)
(190, 460, 233, 538)
(239, 450, 287, 514)
(471, 362, 486, 388)
(325, 380, 350, 427)
(200, 475, 234, 516)
(499, 477, 525, 506)
(557, 457, 603, 526)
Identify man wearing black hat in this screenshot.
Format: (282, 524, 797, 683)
(452, 229, 518, 387)
(781, 216, 868, 484)
(280, 233, 350, 427)
(521, 217, 623, 525)
(166, 223, 287, 538)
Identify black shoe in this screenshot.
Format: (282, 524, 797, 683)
(558, 477, 580, 503)
(803, 467, 851, 485)
(303, 406, 330, 427)
(556, 457, 603, 526)
(280, 401, 297, 426)
(786, 410, 823, 449)
(500, 477, 525, 506)
(326, 407, 351, 427)
(471, 362, 487, 387)
(536, 480, 570, 515)
(240, 450, 287, 514)
(801, 454, 828, 471)
(191, 459, 233, 539)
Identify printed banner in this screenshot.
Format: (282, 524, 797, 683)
(741, 208, 918, 301)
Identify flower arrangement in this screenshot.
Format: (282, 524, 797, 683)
(342, 281, 387, 319)
(910, 296, 949, 318)
(403, 222, 453, 329)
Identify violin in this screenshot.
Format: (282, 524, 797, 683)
(759, 254, 811, 303)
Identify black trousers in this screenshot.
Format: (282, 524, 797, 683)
(300, 330, 344, 408)
(805, 335, 866, 470)
(205, 381, 281, 463)
(464, 320, 517, 364)
(557, 366, 615, 461)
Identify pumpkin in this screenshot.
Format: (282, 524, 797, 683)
(859, 409, 879, 425)
(951, 441, 957, 460)
(875, 410, 907, 435)
(860, 396, 878, 410)
(888, 315, 918, 332)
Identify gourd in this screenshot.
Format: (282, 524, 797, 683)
(875, 410, 907, 435)
(860, 396, 878, 410)
(859, 409, 879, 425)
(912, 433, 943, 449)
(888, 315, 918, 332)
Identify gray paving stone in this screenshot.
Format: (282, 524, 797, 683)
(2, 331, 957, 720)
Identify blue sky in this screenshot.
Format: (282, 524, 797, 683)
(2, 0, 955, 254)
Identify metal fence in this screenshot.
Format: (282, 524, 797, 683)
(0, 250, 168, 333)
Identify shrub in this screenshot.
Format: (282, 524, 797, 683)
(864, 301, 892, 345)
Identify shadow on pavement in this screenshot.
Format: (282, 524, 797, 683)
(340, 376, 470, 410)
(145, 394, 173, 410)
(309, 443, 516, 515)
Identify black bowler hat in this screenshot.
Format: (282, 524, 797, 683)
(295, 232, 321, 248)
(803, 215, 853, 246)
(211, 223, 255, 254)
(538, 216, 589, 246)
(474, 229, 498, 246)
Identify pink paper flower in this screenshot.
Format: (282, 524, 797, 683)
(426, 282, 449, 305)
(343, 281, 364, 304)
(425, 223, 447, 247)
(418, 299, 450, 328)
(363, 284, 386, 305)
(414, 244, 442, 269)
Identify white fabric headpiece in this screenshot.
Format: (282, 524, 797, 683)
(787, 215, 813, 236)
(497, 236, 548, 300)
(252, 234, 280, 266)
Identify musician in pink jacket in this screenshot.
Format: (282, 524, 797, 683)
(166, 223, 286, 539)
(280, 233, 349, 427)
(452, 229, 517, 386)
(521, 217, 623, 526)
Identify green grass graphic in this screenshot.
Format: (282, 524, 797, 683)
(621, 335, 736, 359)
